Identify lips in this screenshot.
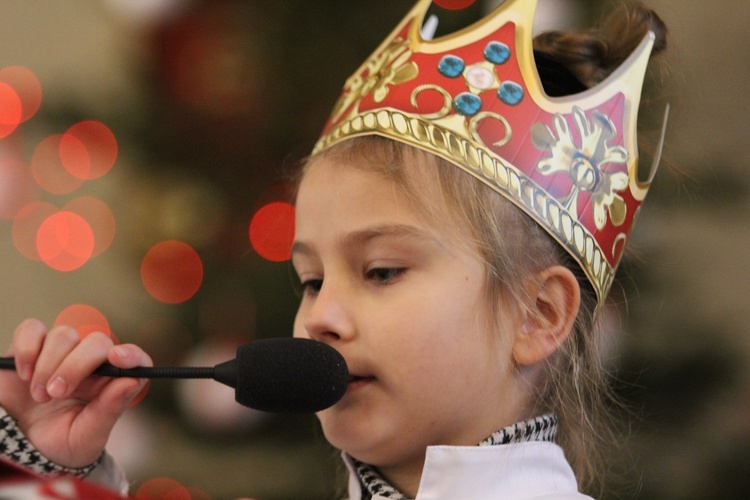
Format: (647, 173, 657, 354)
(347, 374, 375, 392)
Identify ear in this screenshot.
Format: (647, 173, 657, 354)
(512, 266, 581, 366)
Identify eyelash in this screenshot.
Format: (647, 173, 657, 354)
(297, 267, 406, 297)
(365, 267, 406, 284)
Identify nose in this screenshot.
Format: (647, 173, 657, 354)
(297, 281, 355, 343)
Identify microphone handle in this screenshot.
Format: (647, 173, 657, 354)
(93, 365, 214, 379)
(0, 357, 214, 379)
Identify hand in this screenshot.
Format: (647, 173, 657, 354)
(0, 318, 151, 468)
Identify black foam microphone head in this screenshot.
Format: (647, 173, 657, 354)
(233, 338, 349, 413)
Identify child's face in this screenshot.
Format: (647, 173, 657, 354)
(292, 155, 527, 474)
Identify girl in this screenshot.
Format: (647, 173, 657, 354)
(0, 0, 667, 497)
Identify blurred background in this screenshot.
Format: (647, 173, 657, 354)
(0, 0, 747, 498)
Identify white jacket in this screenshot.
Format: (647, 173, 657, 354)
(344, 441, 594, 499)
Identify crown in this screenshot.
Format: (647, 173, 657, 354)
(313, 0, 661, 304)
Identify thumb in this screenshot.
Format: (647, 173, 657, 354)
(69, 378, 146, 462)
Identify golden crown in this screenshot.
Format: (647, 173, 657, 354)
(313, 0, 662, 304)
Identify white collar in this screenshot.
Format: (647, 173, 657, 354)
(344, 441, 589, 499)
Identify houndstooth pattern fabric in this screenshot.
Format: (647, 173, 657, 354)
(0, 407, 102, 478)
(354, 458, 410, 500)
(479, 413, 558, 447)
(354, 414, 558, 499)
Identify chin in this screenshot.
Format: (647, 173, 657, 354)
(318, 409, 376, 457)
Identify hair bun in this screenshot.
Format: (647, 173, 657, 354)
(533, 1, 667, 91)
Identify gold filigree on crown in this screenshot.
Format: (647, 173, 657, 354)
(313, 0, 659, 304)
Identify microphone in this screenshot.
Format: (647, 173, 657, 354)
(0, 338, 349, 413)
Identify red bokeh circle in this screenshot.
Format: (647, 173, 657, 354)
(0, 66, 42, 123)
(0, 82, 22, 138)
(249, 202, 295, 262)
(141, 240, 204, 304)
(60, 120, 118, 180)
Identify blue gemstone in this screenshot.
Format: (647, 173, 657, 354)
(498, 82, 524, 106)
(484, 41, 511, 64)
(453, 92, 483, 116)
(438, 55, 465, 78)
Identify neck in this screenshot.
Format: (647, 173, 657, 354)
(376, 458, 424, 498)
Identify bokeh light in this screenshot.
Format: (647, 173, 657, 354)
(0, 159, 38, 220)
(134, 477, 192, 500)
(248, 201, 295, 262)
(12, 201, 57, 261)
(30, 134, 86, 195)
(64, 196, 116, 257)
(53, 304, 112, 339)
(0, 66, 42, 122)
(0, 82, 22, 138)
(141, 240, 204, 304)
(433, 0, 476, 10)
(36, 211, 95, 271)
(60, 120, 118, 180)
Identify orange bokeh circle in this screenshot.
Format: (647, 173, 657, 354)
(36, 211, 95, 271)
(54, 304, 112, 339)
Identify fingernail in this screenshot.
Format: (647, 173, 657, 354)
(32, 384, 49, 403)
(18, 363, 32, 382)
(47, 377, 68, 399)
(112, 345, 129, 359)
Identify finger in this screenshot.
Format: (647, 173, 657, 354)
(11, 319, 48, 382)
(46, 332, 115, 400)
(108, 343, 154, 369)
(29, 325, 81, 403)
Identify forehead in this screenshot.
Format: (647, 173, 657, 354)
(299, 145, 442, 207)
(295, 155, 462, 243)
(296, 157, 416, 219)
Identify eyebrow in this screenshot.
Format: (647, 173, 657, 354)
(291, 223, 434, 258)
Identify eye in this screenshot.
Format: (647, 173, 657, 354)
(299, 278, 323, 296)
(365, 267, 406, 284)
